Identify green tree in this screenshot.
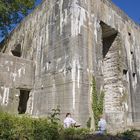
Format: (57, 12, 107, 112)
(0, 0, 36, 37)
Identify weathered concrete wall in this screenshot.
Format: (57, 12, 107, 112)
(0, 53, 34, 113)
(72, 0, 140, 131)
(0, 0, 140, 132)
(1, 0, 90, 126)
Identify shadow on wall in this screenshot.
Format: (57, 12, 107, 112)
(100, 21, 118, 58)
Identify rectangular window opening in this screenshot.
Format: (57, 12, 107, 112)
(123, 69, 128, 75)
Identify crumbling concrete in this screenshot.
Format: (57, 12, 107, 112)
(0, 0, 140, 132)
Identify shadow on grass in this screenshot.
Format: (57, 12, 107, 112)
(85, 135, 126, 140)
(65, 131, 140, 140)
(84, 133, 139, 140)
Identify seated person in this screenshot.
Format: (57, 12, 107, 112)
(64, 113, 76, 128)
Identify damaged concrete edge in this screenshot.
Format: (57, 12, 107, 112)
(102, 0, 140, 30)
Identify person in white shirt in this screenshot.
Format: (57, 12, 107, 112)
(64, 113, 76, 128)
(97, 115, 107, 134)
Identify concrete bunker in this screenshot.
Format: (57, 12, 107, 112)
(1, 0, 140, 132)
(18, 89, 30, 114)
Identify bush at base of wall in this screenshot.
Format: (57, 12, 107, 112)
(0, 112, 61, 140)
(0, 112, 90, 140)
(1, 112, 138, 140)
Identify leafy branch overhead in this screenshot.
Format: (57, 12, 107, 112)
(0, 0, 35, 37)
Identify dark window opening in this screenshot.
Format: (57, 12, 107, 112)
(131, 51, 133, 55)
(18, 90, 30, 114)
(133, 73, 136, 77)
(11, 44, 22, 57)
(123, 69, 128, 80)
(123, 69, 128, 75)
(128, 32, 131, 36)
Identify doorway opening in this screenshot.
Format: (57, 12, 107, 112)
(101, 22, 120, 111)
(18, 89, 30, 114)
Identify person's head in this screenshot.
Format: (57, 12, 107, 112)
(66, 113, 71, 118)
(99, 114, 105, 120)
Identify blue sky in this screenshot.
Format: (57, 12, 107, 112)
(36, 0, 140, 23)
(112, 0, 140, 23)
(0, 0, 139, 42)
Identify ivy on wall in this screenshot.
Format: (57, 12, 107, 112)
(92, 76, 104, 129)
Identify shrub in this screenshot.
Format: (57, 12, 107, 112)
(0, 112, 61, 140)
(63, 128, 90, 140)
(0, 112, 15, 139)
(13, 116, 34, 140)
(48, 106, 60, 125)
(121, 130, 137, 140)
(1, 112, 138, 140)
(33, 118, 61, 140)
